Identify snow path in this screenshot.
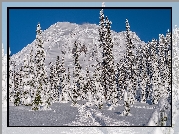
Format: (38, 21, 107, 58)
(91, 109, 131, 126)
(66, 105, 130, 126)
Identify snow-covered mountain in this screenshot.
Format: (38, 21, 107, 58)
(10, 22, 146, 75)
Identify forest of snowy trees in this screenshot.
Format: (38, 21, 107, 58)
(8, 7, 172, 126)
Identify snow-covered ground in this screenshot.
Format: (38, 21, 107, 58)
(9, 102, 77, 126)
(9, 100, 158, 126)
(3, 108, 179, 134)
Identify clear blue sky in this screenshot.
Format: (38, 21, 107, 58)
(9, 8, 171, 55)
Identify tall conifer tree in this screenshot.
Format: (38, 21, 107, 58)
(31, 23, 51, 110)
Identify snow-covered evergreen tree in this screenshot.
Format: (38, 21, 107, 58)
(93, 65, 105, 109)
(135, 44, 142, 101)
(117, 58, 127, 101)
(121, 90, 132, 116)
(85, 66, 94, 106)
(115, 63, 120, 95)
(124, 19, 136, 105)
(60, 56, 70, 103)
(164, 31, 171, 104)
(149, 39, 158, 103)
(31, 23, 51, 111)
(72, 41, 82, 106)
(158, 34, 167, 97)
(139, 44, 149, 103)
(9, 47, 16, 103)
(98, 7, 107, 101)
(121, 19, 135, 115)
(145, 42, 153, 102)
(151, 55, 161, 104)
(13, 68, 21, 106)
(53, 55, 61, 102)
(28, 47, 36, 105)
(150, 31, 171, 105)
(66, 67, 72, 101)
(105, 17, 118, 104)
(18, 66, 24, 105)
(140, 77, 147, 103)
(98, 8, 117, 104)
(21, 55, 32, 106)
(49, 62, 56, 103)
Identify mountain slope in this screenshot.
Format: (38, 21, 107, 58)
(10, 22, 146, 75)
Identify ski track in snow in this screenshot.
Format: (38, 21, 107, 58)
(66, 105, 131, 126)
